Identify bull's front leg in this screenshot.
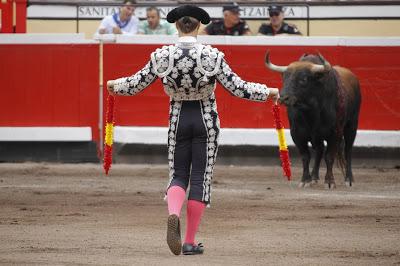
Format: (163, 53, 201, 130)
(311, 140, 324, 184)
(296, 142, 312, 187)
(324, 137, 337, 189)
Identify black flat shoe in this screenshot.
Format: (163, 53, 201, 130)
(182, 243, 204, 255)
(167, 214, 182, 255)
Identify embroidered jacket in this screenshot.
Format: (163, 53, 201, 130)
(113, 36, 270, 101)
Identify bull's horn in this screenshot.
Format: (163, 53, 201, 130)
(265, 51, 288, 73)
(311, 53, 332, 73)
(299, 53, 309, 61)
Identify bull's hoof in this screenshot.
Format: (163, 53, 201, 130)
(309, 180, 319, 188)
(310, 179, 319, 187)
(324, 182, 336, 190)
(298, 181, 312, 188)
(345, 181, 353, 187)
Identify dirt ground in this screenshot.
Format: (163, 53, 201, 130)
(0, 163, 399, 266)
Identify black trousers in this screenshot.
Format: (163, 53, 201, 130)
(166, 96, 220, 205)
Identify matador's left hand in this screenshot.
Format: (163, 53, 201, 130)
(269, 88, 280, 105)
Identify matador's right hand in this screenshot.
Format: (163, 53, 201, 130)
(107, 80, 116, 95)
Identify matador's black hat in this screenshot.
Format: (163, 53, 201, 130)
(167, 5, 211, 25)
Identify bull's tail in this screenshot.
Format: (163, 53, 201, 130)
(333, 68, 347, 176)
(336, 138, 346, 176)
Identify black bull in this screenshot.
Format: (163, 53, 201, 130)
(265, 52, 362, 188)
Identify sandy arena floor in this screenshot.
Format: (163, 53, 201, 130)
(0, 163, 399, 265)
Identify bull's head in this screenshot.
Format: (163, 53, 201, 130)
(265, 51, 331, 107)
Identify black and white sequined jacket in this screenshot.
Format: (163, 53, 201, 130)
(113, 36, 270, 101)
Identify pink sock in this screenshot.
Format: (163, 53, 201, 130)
(184, 200, 206, 245)
(167, 186, 186, 217)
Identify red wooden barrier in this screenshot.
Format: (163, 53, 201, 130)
(1, 39, 398, 147)
(0, 44, 100, 140)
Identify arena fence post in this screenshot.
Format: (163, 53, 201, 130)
(98, 40, 104, 159)
(15, 0, 26, 33)
(0, 0, 13, 33)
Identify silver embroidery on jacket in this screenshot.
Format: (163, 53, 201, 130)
(113, 43, 270, 102)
